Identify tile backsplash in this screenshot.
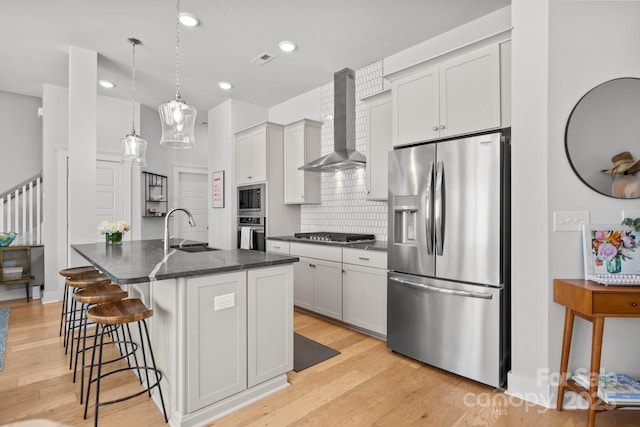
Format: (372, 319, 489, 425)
(300, 61, 388, 241)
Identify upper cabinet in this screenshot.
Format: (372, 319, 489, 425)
(236, 123, 280, 185)
(362, 90, 392, 200)
(283, 119, 322, 204)
(390, 42, 506, 147)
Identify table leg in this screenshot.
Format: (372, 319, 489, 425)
(587, 316, 605, 427)
(557, 307, 575, 411)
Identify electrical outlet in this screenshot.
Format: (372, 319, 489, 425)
(553, 211, 590, 232)
(214, 293, 235, 311)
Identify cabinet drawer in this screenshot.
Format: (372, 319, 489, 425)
(342, 248, 387, 269)
(266, 241, 290, 255)
(289, 242, 341, 262)
(593, 294, 640, 314)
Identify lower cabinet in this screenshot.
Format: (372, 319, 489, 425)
(186, 271, 247, 412)
(342, 263, 387, 336)
(293, 257, 342, 320)
(185, 266, 293, 413)
(247, 265, 293, 387)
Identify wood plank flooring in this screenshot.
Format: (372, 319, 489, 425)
(1, 297, 639, 426)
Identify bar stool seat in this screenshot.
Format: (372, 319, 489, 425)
(64, 275, 112, 362)
(59, 266, 99, 338)
(73, 284, 128, 404)
(84, 298, 168, 425)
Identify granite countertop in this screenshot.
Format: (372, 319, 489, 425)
(267, 236, 387, 252)
(72, 239, 299, 285)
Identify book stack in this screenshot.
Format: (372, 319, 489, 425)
(573, 372, 640, 405)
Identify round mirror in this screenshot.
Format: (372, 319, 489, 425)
(565, 77, 640, 199)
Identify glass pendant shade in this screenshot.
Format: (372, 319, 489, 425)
(158, 98, 197, 148)
(122, 133, 148, 167)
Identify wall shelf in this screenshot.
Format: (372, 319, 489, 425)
(142, 172, 168, 217)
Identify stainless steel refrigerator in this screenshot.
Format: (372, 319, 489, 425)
(387, 130, 510, 388)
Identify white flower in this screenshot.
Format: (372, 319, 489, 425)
(98, 219, 131, 234)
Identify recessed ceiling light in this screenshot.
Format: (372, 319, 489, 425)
(278, 41, 296, 52)
(218, 81, 233, 90)
(98, 80, 115, 88)
(179, 13, 200, 27)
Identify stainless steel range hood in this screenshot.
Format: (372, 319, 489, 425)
(299, 68, 366, 172)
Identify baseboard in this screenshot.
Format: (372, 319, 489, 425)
(505, 370, 554, 409)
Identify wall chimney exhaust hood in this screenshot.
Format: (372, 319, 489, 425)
(299, 68, 366, 172)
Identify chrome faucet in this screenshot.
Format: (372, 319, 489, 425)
(164, 207, 196, 252)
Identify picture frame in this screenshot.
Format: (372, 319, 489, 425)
(212, 171, 225, 208)
(582, 223, 640, 279)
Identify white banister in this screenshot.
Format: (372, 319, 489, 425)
(0, 174, 43, 245)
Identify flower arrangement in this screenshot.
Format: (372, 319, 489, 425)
(97, 220, 131, 234)
(592, 228, 638, 273)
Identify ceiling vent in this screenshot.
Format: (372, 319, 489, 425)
(251, 52, 276, 66)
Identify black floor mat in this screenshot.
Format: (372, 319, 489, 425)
(293, 333, 340, 372)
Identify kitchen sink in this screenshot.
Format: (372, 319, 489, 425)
(175, 246, 219, 253)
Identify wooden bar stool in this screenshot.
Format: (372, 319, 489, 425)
(84, 298, 168, 426)
(73, 284, 128, 404)
(59, 266, 99, 337)
(65, 275, 111, 365)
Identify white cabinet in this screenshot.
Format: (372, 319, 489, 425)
(247, 265, 293, 387)
(236, 122, 282, 185)
(290, 242, 343, 321)
(391, 44, 501, 147)
(342, 248, 388, 336)
(283, 119, 322, 204)
(186, 271, 247, 412)
(362, 90, 392, 200)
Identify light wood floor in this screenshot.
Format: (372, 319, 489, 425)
(1, 298, 639, 426)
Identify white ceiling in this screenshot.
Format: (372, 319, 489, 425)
(2, 0, 509, 124)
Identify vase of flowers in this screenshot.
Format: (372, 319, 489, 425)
(592, 228, 638, 274)
(98, 220, 131, 245)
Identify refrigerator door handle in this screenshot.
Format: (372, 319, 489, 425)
(434, 161, 444, 256)
(389, 276, 493, 300)
(425, 162, 434, 255)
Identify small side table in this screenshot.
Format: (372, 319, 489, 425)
(554, 278, 640, 427)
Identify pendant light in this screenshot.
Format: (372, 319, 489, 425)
(158, 0, 197, 148)
(122, 37, 148, 167)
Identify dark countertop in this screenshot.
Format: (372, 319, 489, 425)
(267, 236, 387, 252)
(72, 239, 299, 285)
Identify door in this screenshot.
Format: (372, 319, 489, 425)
(387, 271, 503, 388)
(313, 259, 342, 320)
(392, 67, 439, 146)
(435, 132, 502, 286)
(293, 258, 314, 310)
(95, 160, 125, 242)
(283, 124, 304, 203)
(388, 143, 436, 277)
(177, 171, 208, 243)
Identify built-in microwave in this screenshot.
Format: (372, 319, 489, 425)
(238, 183, 265, 217)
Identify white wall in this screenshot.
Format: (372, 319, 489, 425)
(0, 91, 42, 195)
(208, 99, 267, 249)
(547, 0, 640, 402)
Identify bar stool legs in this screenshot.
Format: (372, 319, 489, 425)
(84, 299, 168, 426)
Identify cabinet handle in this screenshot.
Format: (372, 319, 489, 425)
(273, 246, 281, 249)
(432, 126, 439, 131)
(632, 302, 638, 307)
(440, 125, 446, 130)
(248, 176, 252, 179)
(358, 257, 370, 261)
(342, 270, 346, 274)
(309, 264, 316, 268)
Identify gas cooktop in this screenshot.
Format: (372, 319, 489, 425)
(294, 232, 376, 243)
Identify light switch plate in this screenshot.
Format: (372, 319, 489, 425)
(553, 211, 590, 232)
(622, 210, 640, 221)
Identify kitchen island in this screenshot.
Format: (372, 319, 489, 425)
(72, 240, 298, 427)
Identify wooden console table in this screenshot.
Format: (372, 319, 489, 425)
(554, 278, 640, 427)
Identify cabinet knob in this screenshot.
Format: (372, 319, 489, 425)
(632, 302, 638, 307)
(309, 264, 316, 268)
(248, 176, 252, 179)
(433, 126, 439, 131)
(440, 125, 446, 130)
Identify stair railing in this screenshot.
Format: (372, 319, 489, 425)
(0, 172, 43, 245)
